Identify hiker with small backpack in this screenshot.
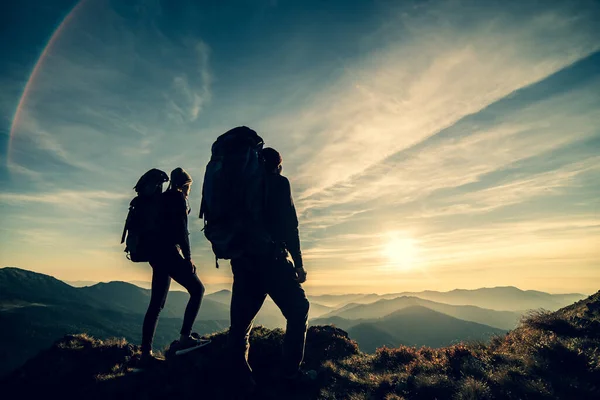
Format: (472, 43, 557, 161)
(199, 127, 312, 389)
(122, 167, 209, 367)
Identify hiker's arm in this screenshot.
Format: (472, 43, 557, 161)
(175, 195, 192, 261)
(281, 179, 303, 269)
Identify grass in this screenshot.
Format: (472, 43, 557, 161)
(3, 291, 599, 399)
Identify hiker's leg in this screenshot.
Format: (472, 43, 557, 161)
(142, 260, 172, 354)
(228, 257, 267, 374)
(168, 252, 205, 337)
(266, 257, 310, 375)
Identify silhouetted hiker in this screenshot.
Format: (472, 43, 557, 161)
(228, 147, 312, 387)
(122, 168, 169, 263)
(139, 167, 209, 366)
(199, 128, 312, 389)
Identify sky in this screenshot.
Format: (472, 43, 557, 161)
(1, 0, 599, 295)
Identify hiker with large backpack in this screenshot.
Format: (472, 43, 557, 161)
(200, 127, 311, 389)
(122, 167, 209, 367)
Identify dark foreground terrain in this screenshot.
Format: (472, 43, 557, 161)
(2, 291, 599, 399)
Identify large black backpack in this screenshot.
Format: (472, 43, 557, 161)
(121, 169, 169, 262)
(199, 126, 273, 265)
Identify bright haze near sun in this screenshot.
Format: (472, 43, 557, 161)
(0, 0, 599, 295)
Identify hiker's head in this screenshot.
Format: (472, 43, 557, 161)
(263, 147, 282, 174)
(134, 168, 169, 196)
(170, 167, 193, 197)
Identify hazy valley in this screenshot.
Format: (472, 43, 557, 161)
(0, 266, 587, 377)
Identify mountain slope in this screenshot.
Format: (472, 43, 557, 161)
(309, 315, 356, 331)
(345, 323, 397, 353)
(347, 306, 506, 352)
(0, 268, 230, 376)
(0, 267, 102, 308)
(319, 296, 521, 329)
(305, 293, 373, 307)
(382, 286, 586, 311)
(0, 301, 227, 376)
(79, 281, 230, 320)
(205, 289, 232, 305)
(3, 291, 599, 399)
(307, 287, 586, 310)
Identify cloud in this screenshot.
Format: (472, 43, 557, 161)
(295, 79, 600, 230)
(419, 157, 600, 218)
(167, 42, 212, 122)
(0, 190, 129, 211)
(418, 219, 600, 270)
(263, 1, 600, 202)
(8, 228, 65, 247)
(2, 0, 599, 292)
(6, 161, 42, 180)
(8, 1, 213, 182)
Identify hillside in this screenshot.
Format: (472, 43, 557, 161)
(315, 296, 521, 330)
(0, 268, 230, 376)
(0, 267, 328, 375)
(346, 306, 506, 352)
(3, 291, 599, 399)
(381, 287, 586, 312)
(345, 323, 397, 354)
(308, 293, 378, 307)
(80, 281, 230, 320)
(0, 267, 104, 308)
(0, 298, 227, 376)
(308, 287, 586, 311)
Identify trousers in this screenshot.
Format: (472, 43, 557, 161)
(141, 247, 205, 353)
(228, 253, 309, 375)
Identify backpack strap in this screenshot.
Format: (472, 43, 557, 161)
(121, 198, 138, 244)
(199, 197, 205, 220)
(120, 220, 128, 244)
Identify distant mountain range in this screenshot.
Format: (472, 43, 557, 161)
(310, 287, 585, 311)
(346, 306, 506, 352)
(0, 268, 227, 376)
(67, 278, 585, 313)
(0, 266, 587, 376)
(313, 295, 522, 330)
(4, 291, 599, 399)
(1, 268, 230, 321)
(66, 279, 232, 294)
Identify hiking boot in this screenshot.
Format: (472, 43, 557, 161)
(283, 368, 318, 386)
(135, 352, 165, 370)
(174, 333, 211, 356)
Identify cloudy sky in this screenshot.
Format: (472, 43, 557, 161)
(1, 0, 599, 295)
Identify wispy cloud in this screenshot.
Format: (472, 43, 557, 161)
(2, 0, 599, 293)
(419, 158, 600, 218)
(0, 190, 129, 211)
(296, 78, 600, 228)
(167, 42, 212, 123)
(265, 2, 600, 200)
(9, 2, 213, 182)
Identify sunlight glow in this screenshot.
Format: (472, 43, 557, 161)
(382, 233, 419, 270)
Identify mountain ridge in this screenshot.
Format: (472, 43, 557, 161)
(3, 290, 599, 399)
(346, 305, 506, 352)
(315, 295, 521, 330)
(0, 266, 593, 387)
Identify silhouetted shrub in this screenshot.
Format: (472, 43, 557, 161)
(456, 377, 492, 400)
(374, 346, 417, 370)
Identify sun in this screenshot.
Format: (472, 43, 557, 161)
(382, 233, 419, 269)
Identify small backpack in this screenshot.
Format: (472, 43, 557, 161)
(121, 169, 169, 262)
(199, 126, 273, 265)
